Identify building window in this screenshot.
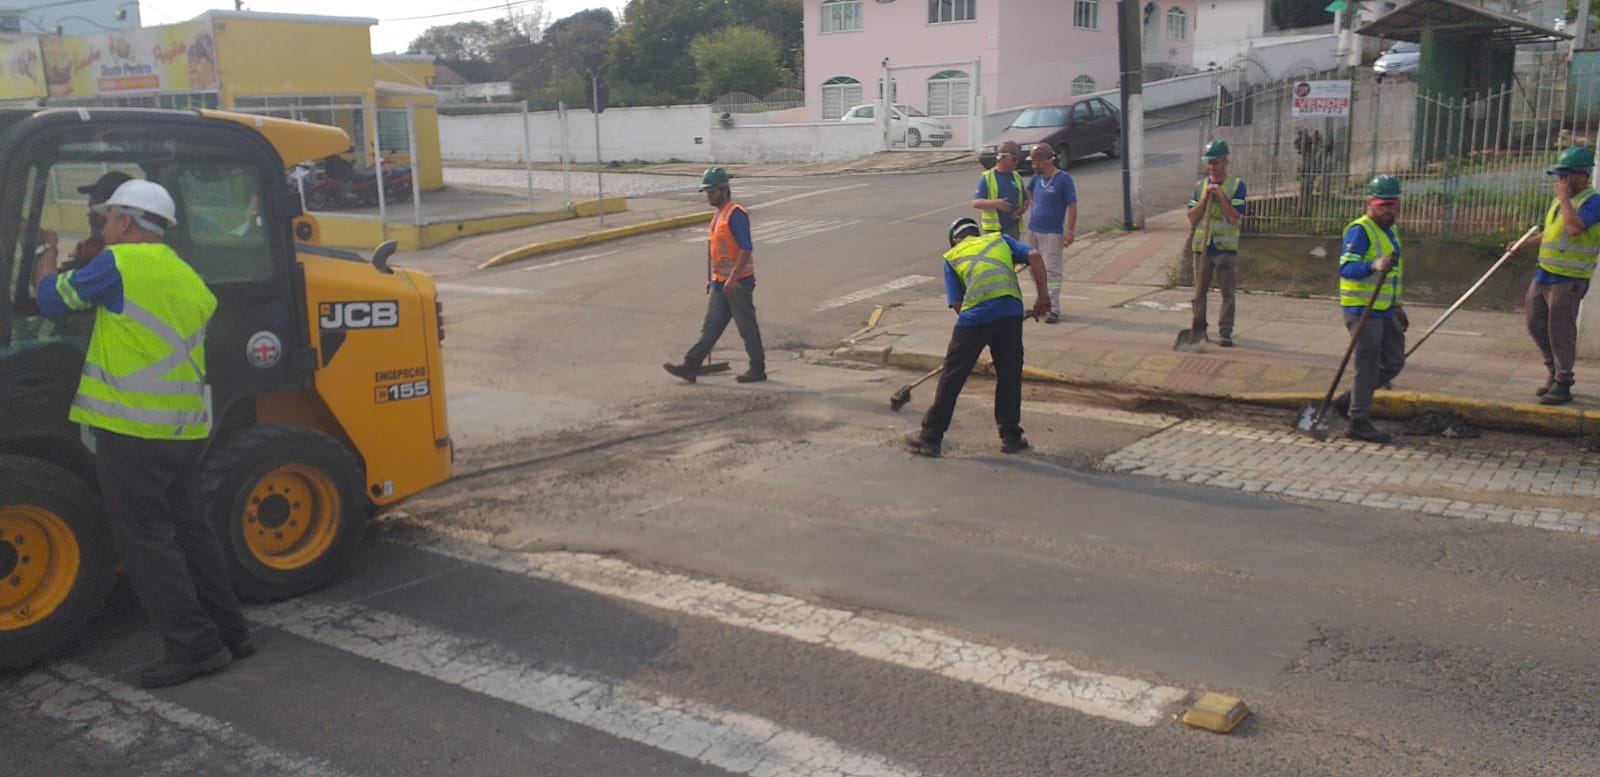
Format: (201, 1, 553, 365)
(821, 76, 863, 120)
(1074, 0, 1100, 29)
(821, 0, 863, 33)
(1071, 75, 1097, 96)
(377, 110, 411, 154)
(928, 0, 975, 24)
(926, 70, 971, 116)
(1167, 7, 1187, 40)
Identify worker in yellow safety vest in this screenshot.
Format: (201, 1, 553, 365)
(1332, 175, 1407, 444)
(973, 140, 1029, 238)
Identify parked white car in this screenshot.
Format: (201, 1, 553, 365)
(1373, 41, 1421, 81)
(839, 103, 954, 148)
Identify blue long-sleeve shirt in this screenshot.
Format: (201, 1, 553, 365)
(943, 234, 1035, 328)
(1339, 224, 1401, 318)
(37, 250, 124, 316)
(1534, 195, 1600, 285)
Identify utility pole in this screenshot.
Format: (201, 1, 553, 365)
(1117, 0, 1144, 229)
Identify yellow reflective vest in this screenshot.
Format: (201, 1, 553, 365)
(56, 242, 217, 440)
(945, 234, 1023, 312)
(979, 168, 1025, 234)
(1189, 176, 1245, 252)
(1338, 215, 1401, 312)
(1537, 189, 1600, 280)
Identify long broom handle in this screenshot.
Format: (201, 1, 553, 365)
(1404, 224, 1541, 358)
(1192, 188, 1215, 326)
(1323, 263, 1394, 409)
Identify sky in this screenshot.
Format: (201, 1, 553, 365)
(141, 0, 622, 55)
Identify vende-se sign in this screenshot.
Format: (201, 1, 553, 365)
(1291, 80, 1352, 118)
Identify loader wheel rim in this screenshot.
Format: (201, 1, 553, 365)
(243, 465, 341, 571)
(0, 507, 81, 632)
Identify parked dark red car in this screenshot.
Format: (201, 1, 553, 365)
(979, 97, 1121, 172)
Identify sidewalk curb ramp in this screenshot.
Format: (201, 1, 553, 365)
(478, 211, 713, 270)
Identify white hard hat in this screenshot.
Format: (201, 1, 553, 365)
(92, 179, 178, 228)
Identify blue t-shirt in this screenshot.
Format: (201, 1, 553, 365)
(709, 208, 755, 290)
(1534, 195, 1600, 285)
(1339, 223, 1401, 318)
(1026, 171, 1077, 235)
(974, 171, 1024, 234)
(944, 234, 1035, 328)
(1189, 179, 1248, 256)
(37, 250, 124, 316)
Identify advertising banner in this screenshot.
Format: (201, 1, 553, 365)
(0, 37, 46, 99)
(1290, 80, 1352, 118)
(42, 20, 218, 98)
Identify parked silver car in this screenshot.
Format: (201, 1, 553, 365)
(840, 103, 953, 148)
(1373, 41, 1420, 81)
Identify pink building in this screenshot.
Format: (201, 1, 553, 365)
(803, 0, 1197, 123)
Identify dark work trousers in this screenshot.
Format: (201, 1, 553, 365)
(920, 316, 1026, 441)
(686, 282, 764, 369)
(1192, 251, 1238, 336)
(1525, 277, 1589, 385)
(95, 430, 248, 661)
(1343, 313, 1406, 422)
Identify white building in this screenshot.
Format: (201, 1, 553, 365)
(0, 0, 140, 36)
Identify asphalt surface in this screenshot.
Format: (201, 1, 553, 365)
(7, 120, 1598, 776)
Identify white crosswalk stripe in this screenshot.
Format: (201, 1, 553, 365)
(680, 218, 860, 246)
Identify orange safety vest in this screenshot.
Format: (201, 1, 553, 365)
(708, 201, 752, 283)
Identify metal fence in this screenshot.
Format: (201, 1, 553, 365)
(1202, 54, 1597, 238)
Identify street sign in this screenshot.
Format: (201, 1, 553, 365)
(1291, 80, 1352, 118)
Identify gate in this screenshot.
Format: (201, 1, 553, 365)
(878, 59, 983, 152)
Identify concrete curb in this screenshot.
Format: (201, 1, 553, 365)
(833, 343, 1595, 438)
(477, 211, 712, 270)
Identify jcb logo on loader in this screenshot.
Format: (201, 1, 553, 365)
(320, 301, 399, 331)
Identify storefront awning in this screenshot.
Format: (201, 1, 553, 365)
(1357, 0, 1570, 45)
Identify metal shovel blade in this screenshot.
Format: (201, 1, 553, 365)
(1294, 402, 1330, 441)
(1173, 326, 1207, 352)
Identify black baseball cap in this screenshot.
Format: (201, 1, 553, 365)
(78, 171, 133, 203)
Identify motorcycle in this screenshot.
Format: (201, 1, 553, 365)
(290, 156, 414, 211)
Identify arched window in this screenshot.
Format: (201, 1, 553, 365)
(821, 76, 863, 120)
(1071, 75, 1097, 96)
(1167, 7, 1187, 40)
(926, 70, 971, 116)
(821, 0, 863, 33)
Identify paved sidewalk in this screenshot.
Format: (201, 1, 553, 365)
(835, 210, 1600, 436)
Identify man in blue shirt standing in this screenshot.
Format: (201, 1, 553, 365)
(904, 218, 1052, 457)
(1333, 176, 1406, 443)
(973, 140, 1029, 239)
(1510, 146, 1600, 406)
(1024, 144, 1077, 323)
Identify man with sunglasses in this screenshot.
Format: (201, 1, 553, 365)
(1510, 146, 1600, 405)
(973, 140, 1028, 239)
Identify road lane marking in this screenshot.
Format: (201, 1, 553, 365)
(2, 662, 356, 777)
(382, 519, 1191, 727)
(436, 283, 536, 297)
(813, 275, 938, 312)
(512, 248, 621, 273)
(252, 598, 928, 777)
(891, 203, 967, 224)
(746, 183, 871, 211)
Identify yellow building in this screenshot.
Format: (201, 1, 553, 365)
(0, 10, 444, 192)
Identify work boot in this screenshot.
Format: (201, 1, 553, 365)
(904, 433, 942, 458)
(1332, 390, 1352, 419)
(1217, 333, 1234, 347)
(1000, 433, 1030, 454)
(1044, 311, 1060, 324)
(663, 359, 701, 384)
(1345, 419, 1392, 444)
(225, 638, 256, 660)
(137, 648, 231, 689)
(1540, 381, 1573, 405)
(735, 366, 767, 383)
(1537, 372, 1557, 397)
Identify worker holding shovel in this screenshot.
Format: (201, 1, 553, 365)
(1333, 176, 1407, 443)
(1184, 140, 1247, 348)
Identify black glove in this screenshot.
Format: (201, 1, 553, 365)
(1395, 306, 1409, 332)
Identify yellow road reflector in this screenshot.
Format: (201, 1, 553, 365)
(1181, 692, 1250, 734)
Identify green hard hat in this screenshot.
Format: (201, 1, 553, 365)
(1202, 140, 1230, 160)
(1549, 146, 1595, 175)
(699, 166, 731, 191)
(1368, 174, 1402, 199)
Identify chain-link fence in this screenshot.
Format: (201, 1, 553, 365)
(1202, 53, 1595, 238)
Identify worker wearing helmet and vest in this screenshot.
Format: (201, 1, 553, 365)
(904, 218, 1052, 457)
(973, 140, 1029, 239)
(1332, 175, 1407, 443)
(1186, 140, 1247, 347)
(31, 179, 252, 688)
(1508, 146, 1600, 406)
(664, 166, 766, 384)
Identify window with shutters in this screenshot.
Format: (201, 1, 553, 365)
(926, 70, 971, 117)
(928, 0, 975, 24)
(821, 77, 862, 120)
(821, 0, 863, 33)
(1074, 0, 1099, 29)
(1071, 75, 1096, 96)
(1167, 8, 1187, 39)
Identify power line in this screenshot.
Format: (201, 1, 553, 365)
(381, 0, 541, 23)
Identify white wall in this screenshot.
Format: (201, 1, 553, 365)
(1195, 33, 1338, 81)
(708, 123, 881, 163)
(1193, 0, 1269, 67)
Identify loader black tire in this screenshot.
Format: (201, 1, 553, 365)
(202, 425, 368, 602)
(0, 455, 114, 669)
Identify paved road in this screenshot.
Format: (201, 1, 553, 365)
(8, 122, 1598, 776)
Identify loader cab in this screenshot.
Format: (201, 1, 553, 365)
(0, 109, 313, 477)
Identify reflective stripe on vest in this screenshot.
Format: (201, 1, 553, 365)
(980, 169, 1024, 234)
(1337, 216, 1402, 311)
(1537, 189, 1600, 279)
(708, 201, 751, 282)
(944, 234, 1023, 312)
(68, 243, 217, 440)
(1190, 176, 1244, 252)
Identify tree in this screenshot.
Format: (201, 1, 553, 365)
(408, 21, 500, 82)
(606, 0, 801, 105)
(544, 8, 618, 77)
(1266, 0, 1331, 31)
(690, 26, 783, 99)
